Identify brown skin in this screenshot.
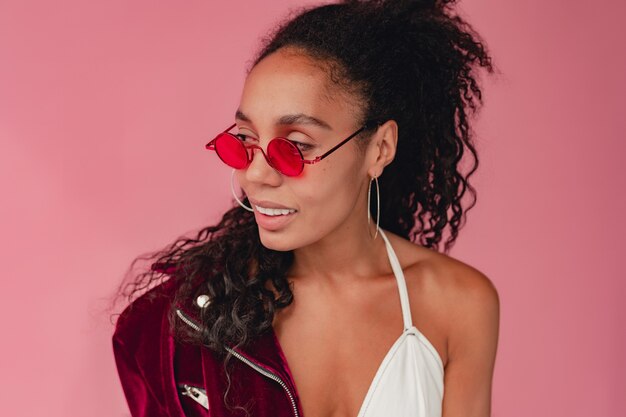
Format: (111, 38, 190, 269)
(236, 47, 500, 417)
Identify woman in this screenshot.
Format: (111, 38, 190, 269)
(112, 1, 500, 416)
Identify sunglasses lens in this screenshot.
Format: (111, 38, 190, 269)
(268, 139, 303, 176)
(214, 133, 249, 169)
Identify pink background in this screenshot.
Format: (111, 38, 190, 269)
(1, 0, 624, 416)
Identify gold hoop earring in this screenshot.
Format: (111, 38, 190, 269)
(367, 175, 380, 239)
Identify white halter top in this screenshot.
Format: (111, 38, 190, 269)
(356, 229, 444, 417)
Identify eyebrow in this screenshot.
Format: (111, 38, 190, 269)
(235, 109, 332, 130)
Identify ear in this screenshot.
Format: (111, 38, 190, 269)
(367, 119, 398, 178)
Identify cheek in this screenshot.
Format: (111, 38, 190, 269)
(296, 165, 361, 217)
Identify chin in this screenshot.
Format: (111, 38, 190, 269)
(257, 229, 295, 252)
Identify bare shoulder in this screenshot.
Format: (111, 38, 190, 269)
(385, 230, 499, 302)
(384, 230, 500, 364)
(419, 249, 500, 318)
(405, 242, 499, 342)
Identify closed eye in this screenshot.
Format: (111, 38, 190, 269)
(235, 134, 313, 153)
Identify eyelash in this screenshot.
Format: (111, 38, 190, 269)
(235, 134, 313, 152)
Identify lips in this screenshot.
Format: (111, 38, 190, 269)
(249, 198, 297, 211)
(253, 207, 297, 231)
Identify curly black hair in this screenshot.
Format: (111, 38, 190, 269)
(113, 0, 496, 413)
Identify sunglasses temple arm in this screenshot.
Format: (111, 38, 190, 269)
(309, 126, 366, 163)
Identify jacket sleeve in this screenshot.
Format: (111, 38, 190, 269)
(112, 335, 170, 417)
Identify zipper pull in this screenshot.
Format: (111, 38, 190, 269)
(178, 383, 209, 410)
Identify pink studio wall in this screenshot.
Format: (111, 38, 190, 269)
(1, 0, 623, 416)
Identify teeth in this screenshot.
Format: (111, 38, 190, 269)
(254, 205, 296, 216)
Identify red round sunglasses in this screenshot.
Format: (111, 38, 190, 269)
(205, 120, 381, 177)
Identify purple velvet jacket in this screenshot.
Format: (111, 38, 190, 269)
(112, 274, 304, 417)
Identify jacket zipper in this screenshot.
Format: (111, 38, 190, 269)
(175, 308, 300, 417)
(178, 383, 209, 410)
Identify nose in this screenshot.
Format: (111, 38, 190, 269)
(245, 144, 282, 185)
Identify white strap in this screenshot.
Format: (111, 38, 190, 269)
(378, 229, 413, 330)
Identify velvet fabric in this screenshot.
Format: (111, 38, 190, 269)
(112, 275, 304, 417)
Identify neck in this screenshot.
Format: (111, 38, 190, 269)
(288, 221, 387, 286)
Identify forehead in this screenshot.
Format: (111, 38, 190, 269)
(239, 49, 352, 127)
